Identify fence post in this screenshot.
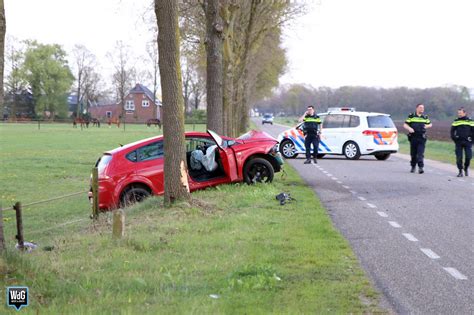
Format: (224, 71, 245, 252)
(38, 119, 40, 130)
(0, 206, 5, 252)
(91, 167, 99, 220)
(112, 210, 125, 239)
(13, 202, 24, 250)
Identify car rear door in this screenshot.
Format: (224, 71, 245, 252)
(134, 141, 164, 194)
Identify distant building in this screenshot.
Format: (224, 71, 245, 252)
(89, 83, 162, 123)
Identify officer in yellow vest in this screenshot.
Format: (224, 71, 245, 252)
(299, 105, 322, 164)
(403, 104, 432, 174)
(450, 107, 473, 177)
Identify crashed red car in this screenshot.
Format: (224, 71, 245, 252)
(90, 130, 283, 210)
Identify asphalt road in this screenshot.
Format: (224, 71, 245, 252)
(260, 121, 473, 315)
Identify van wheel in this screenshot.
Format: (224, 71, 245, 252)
(280, 139, 298, 159)
(375, 153, 391, 160)
(120, 186, 151, 207)
(244, 158, 274, 184)
(343, 141, 361, 160)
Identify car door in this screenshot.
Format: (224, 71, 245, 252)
(321, 114, 345, 154)
(134, 141, 164, 194)
(207, 130, 239, 181)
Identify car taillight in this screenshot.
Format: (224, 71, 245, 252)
(362, 130, 378, 136)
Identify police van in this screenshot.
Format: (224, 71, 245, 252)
(277, 108, 399, 160)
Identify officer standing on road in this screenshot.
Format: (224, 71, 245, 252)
(403, 103, 433, 174)
(299, 105, 322, 164)
(450, 107, 473, 177)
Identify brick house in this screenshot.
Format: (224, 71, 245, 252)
(89, 84, 162, 123)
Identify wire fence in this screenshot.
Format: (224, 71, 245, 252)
(0, 168, 99, 252)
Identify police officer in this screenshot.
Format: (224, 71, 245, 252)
(403, 103, 432, 174)
(299, 105, 322, 164)
(450, 107, 473, 177)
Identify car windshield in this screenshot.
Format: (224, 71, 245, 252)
(207, 130, 224, 148)
(367, 115, 395, 128)
(263, 114, 272, 118)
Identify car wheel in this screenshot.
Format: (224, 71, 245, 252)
(375, 153, 391, 160)
(120, 186, 151, 207)
(244, 158, 274, 184)
(343, 141, 361, 160)
(317, 154, 326, 159)
(280, 139, 298, 159)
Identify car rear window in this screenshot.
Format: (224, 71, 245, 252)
(367, 115, 395, 128)
(96, 155, 112, 173)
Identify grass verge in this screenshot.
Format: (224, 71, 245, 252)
(1, 165, 382, 314)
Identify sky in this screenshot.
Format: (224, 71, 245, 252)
(5, 0, 474, 89)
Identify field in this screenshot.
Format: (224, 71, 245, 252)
(0, 122, 383, 314)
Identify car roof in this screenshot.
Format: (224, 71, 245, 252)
(320, 111, 390, 116)
(105, 132, 235, 155)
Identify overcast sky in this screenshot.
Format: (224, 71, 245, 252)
(5, 0, 474, 89)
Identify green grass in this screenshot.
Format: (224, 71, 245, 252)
(397, 136, 457, 165)
(272, 116, 299, 126)
(0, 122, 383, 314)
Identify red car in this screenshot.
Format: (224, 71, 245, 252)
(90, 130, 283, 210)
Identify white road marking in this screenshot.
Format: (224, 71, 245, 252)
(349, 190, 357, 194)
(337, 181, 343, 184)
(327, 173, 333, 176)
(322, 171, 328, 174)
(458, 179, 465, 182)
(377, 211, 388, 218)
(402, 233, 418, 242)
(366, 203, 377, 208)
(443, 267, 468, 280)
(388, 221, 401, 228)
(420, 248, 440, 259)
(332, 177, 338, 180)
(342, 185, 350, 189)
(357, 196, 367, 201)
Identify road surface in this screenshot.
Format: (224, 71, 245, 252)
(260, 121, 473, 314)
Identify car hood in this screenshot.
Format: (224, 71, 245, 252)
(237, 130, 278, 143)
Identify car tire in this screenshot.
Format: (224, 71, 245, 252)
(280, 139, 298, 159)
(244, 158, 274, 184)
(120, 185, 151, 207)
(375, 153, 391, 160)
(317, 154, 325, 159)
(343, 141, 361, 160)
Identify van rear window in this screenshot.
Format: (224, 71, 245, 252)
(367, 116, 395, 128)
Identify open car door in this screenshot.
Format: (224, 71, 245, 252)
(207, 130, 239, 181)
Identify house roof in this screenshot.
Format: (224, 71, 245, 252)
(129, 83, 161, 105)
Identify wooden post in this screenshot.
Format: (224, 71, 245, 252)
(0, 206, 5, 252)
(112, 210, 125, 239)
(91, 167, 99, 220)
(14, 202, 24, 250)
(37, 119, 40, 130)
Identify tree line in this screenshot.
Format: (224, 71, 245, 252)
(256, 84, 474, 120)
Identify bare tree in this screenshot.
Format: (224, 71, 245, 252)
(203, 0, 224, 134)
(155, 0, 190, 204)
(107, 41, 135, 124)
(146, 42, 160, 118)
(0, 0, 5, 113)
(72, 44, 99, 116)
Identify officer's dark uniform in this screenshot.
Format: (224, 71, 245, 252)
(450, 116, 474, 176)
(405, 113, 431, 171)
(303, 114, 322, 161)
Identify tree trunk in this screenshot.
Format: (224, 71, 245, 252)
(155, 0, 190, 205)
(204, 0, 224, 134)
(0, 0, 5, 112)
